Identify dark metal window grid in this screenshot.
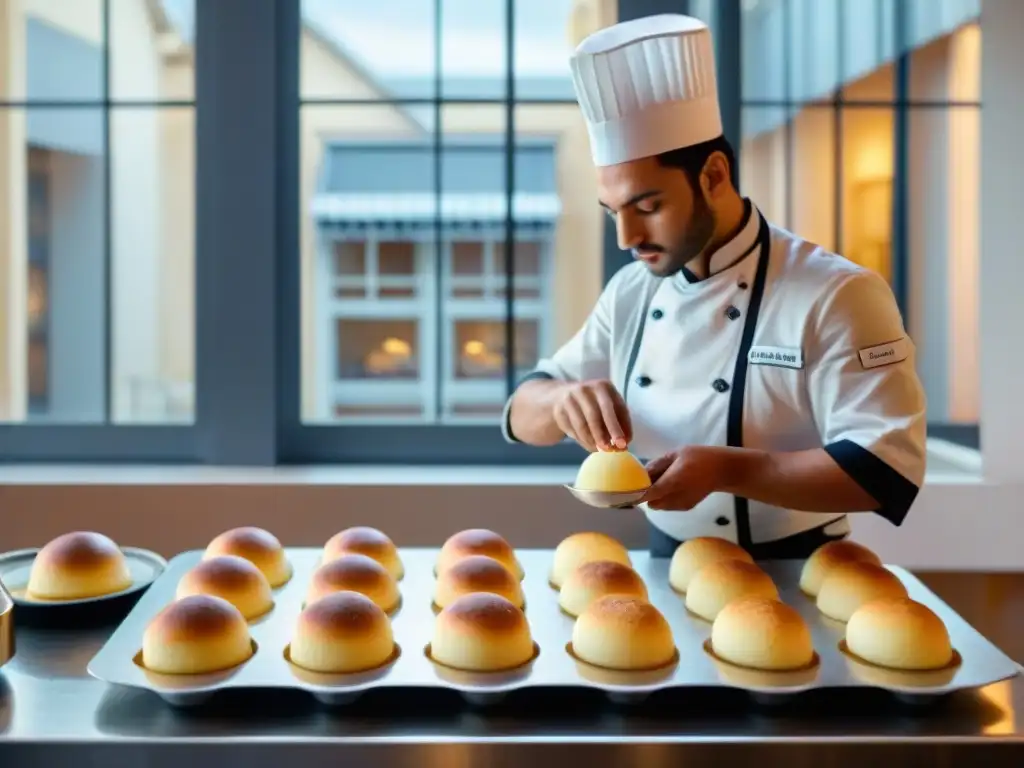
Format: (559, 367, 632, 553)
(0, 0, 980, 464)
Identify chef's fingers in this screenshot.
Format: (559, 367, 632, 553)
(593, 386, 627, 449)
(573, 390, 612, 451)
(611, 395, 633, 446)
(643, 456, 684, 506)
(644, 453, 675, 481)
(553, 406, 581, 450)
(561, 402, 598, 453)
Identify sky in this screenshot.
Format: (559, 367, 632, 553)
(160, 0, 578, 80)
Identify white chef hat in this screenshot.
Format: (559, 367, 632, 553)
(570, 14, 723, 167)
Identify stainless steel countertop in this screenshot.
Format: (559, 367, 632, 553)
(2, 598, 1024, 767)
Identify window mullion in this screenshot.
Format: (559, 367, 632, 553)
(195, 0, 297, 464)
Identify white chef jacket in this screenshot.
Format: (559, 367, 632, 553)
(502, 201, 927, 549)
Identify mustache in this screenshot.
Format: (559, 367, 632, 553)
(632, 244, 665, 255)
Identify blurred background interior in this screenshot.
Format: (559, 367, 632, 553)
(0, 0, 1015, 569)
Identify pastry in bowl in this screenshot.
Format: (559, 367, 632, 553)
(306, 554, 400, 614)
(436, 529, 522, 580)
(710, 596, 816, 671)
(685, 559, 779, 622)
(26, 531, 133, 601)
(571, 595, 676, 671)
(433, 555, 525, 610)
(430, 593, 535, 672)
(816, 561, 908, 622)
(558, 560, 647, 618)
(668, 536, 753, 594)
(322, 526, 403, 580)
(142, 594, 253, 675)
(800, 539, 881, 597)
(550, 532, 631, 589)
(574, 450, 651, 492)
(289, 591, 395, 674)
(204, 527, 292, 588)
(176, 555, 273, 620)
(845, 597, 954, 671)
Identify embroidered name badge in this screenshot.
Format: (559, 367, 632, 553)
(748, 345, 804, 370)
(858, 338, 909, 369)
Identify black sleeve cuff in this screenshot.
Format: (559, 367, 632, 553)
(501, 370, 556, 444)
(824, 439, 920, 526)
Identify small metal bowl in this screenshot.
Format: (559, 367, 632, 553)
(564, 486, 649, 509)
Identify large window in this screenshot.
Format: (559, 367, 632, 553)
(0, 0, 983, 464)
(739, 0, 981, 447)
(0, 0, 196, 458)
(291, 0, 607, 463)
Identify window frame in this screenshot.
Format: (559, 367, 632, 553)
(0, 0, 738, 466)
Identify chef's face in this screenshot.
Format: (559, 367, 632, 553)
(597, 154, 725, 278)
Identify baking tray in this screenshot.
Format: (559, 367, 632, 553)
(87, 547, 1021, 708)
(0, 547, 167, 629)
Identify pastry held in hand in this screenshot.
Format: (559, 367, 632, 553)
(550, 532, 631, 589)
(567, 450, 651, 508)
(322, 526, 404, 580)
(26, 531, 133, 601)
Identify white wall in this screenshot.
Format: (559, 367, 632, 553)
(979, 0, 1024, 484)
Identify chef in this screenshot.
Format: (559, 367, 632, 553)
(501, 14, 928, 560)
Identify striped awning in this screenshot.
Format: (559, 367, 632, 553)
(311, 193, 562, 224)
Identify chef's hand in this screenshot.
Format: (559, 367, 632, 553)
(642, 446, 723, 511)
(553, 379, 632, 453)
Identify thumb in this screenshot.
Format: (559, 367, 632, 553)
(645, 453, 674, 481)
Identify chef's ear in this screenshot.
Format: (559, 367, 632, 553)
(700, 151, 732, 198)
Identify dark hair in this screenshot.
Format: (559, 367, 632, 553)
(655, 135, 737, 191)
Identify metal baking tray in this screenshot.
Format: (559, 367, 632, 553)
(87, 547, 1021, 708)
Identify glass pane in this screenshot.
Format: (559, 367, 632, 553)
(300, 98, 595, 425)
(517, 0, 592, 101)
(840, 0, 894, 101)
(740, 105, 837, 250)
(839, 107, 894, 281)
(908, 19, 980, 103)
(111, 106, 195, 424)
(907, 103, 979, 427)
(301, 104, 439, 423)
(299, 0, 434, 101)
(111, 0, 195, 101)
(0, 108, 106, 422)
(1, 0, 104, 103)
(441, 0, 505, 100)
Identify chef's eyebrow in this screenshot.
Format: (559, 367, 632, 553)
(599, 190, 662, 211)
